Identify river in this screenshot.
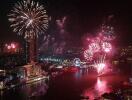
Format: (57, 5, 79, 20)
(1, 69, 129, 100)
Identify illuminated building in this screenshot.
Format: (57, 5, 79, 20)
(113, 45, 132, 75)
(39, 46, 83, 64)
(120, 45, 132, 57)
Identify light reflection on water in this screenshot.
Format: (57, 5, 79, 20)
(2, 69, 128, 100)
(95, 78, 111, 95)
(82, 78, 112, 99)
(23, 80, 48, 98)
(80, 70, 127, 100)
(74, 69, 112, 99)
(2, 80, 48, 100)
(75, 69, 107, 99)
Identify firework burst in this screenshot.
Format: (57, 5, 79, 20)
(8, 0, 48, 38)
(84, 49, 93, 61)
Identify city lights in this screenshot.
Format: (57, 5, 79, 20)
(4, 42, 19, 53)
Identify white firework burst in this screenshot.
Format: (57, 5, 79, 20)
(8, 0, 48, 38)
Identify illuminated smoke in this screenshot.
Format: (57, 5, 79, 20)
(39, 16, 68, 55)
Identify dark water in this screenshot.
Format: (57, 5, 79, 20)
(1, 69, 129, 100)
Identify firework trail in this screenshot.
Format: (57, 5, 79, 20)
(94, 54, 106, 74)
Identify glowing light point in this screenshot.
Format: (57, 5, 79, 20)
(7, 45, 11, 49)
(27, 19, 33, 27)
(11, 43, 16, 49)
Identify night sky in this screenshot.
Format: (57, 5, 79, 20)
(0, 0, 132, 46)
